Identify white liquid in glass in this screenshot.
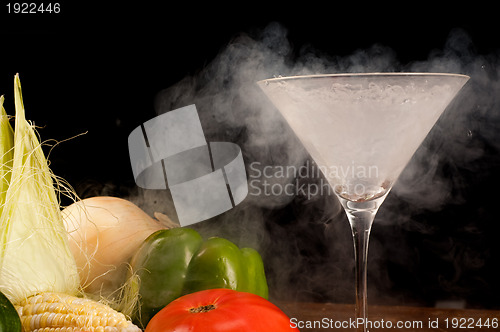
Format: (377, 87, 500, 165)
(259, 74, 468, 201)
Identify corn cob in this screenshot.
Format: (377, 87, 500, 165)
(15, 292, 141, 332)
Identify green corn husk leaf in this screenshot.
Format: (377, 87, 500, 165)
(0, 74, 79, 304)
(0, 95, 14, 212)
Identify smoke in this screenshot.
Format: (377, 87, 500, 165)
(390, 28, 499, 210)
(127, 23, 500, 308)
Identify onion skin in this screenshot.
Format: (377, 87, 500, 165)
(62, 196, 166, 295)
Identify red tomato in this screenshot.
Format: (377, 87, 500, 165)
(145, 288, 298, 331)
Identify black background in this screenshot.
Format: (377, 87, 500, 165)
(1, 2, 499, 309)
(0, 3, 496, 188)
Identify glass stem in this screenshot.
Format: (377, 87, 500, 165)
(339, 195, 387, 332)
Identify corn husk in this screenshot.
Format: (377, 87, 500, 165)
(0, 95, 14, 211)
(0, 75, 79, 304)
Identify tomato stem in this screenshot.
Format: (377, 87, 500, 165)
(189, 304, 216, 313)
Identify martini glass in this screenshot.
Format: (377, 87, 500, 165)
(257, 73, 469, 332)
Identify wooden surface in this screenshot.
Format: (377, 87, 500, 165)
(277, 302, 500, 331)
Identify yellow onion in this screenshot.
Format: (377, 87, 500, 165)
(62, 196, 170, 295)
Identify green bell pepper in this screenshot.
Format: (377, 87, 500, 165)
(129, 227, 268, 327)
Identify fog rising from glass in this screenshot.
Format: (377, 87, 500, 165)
(122, 23, 500, 307)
